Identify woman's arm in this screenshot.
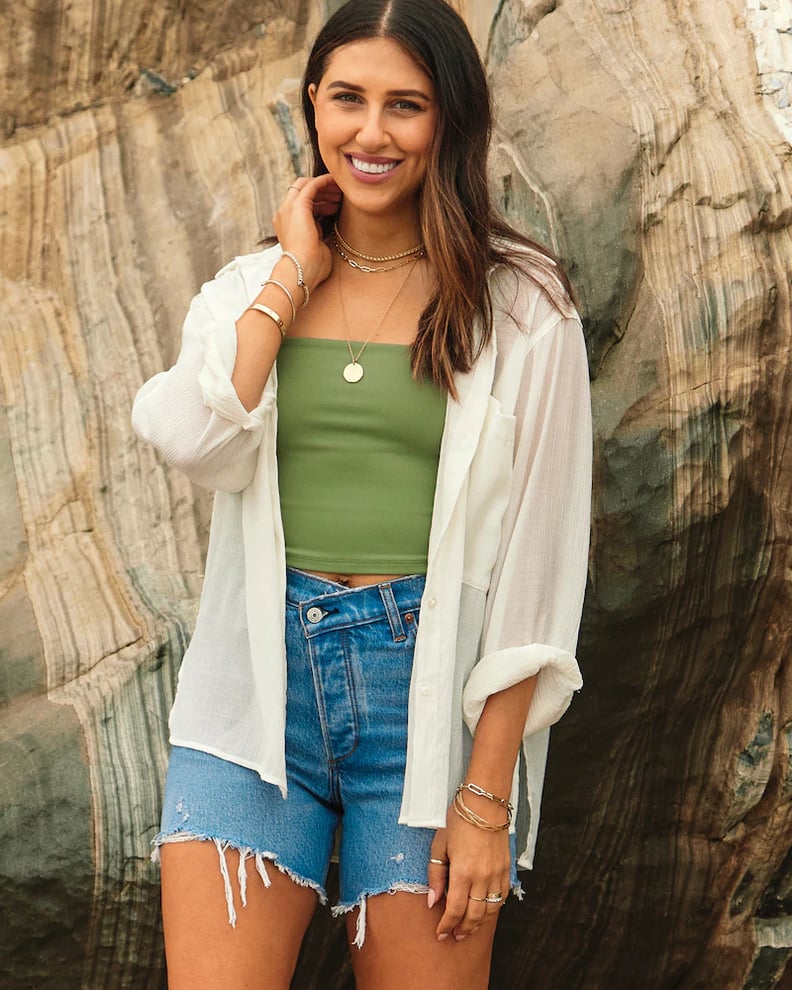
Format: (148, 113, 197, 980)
(428, 680, 535, 941)
(132, 177, 341, 488)
(232, 175, 340, 410)
(464, 677, 537, 800)
(429, 294, 593, 941)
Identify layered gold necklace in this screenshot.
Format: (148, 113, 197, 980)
(332, 222, 425, 274)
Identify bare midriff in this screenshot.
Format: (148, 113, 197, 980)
(306, 570, 409, 588)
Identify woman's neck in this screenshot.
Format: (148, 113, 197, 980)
(335, 206, 423, 258)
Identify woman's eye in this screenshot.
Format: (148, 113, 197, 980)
(393, 100, 421, 112)
(333, 93, 361, 105)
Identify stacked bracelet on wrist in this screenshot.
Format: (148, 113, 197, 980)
(452, 782, 513, 832)
(245, 251, 310, 338)
(281, 251, 310, 308)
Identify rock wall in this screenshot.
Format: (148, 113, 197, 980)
(1, 1, 791, 987)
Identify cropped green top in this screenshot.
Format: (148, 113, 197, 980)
(276, 338, 447, 574)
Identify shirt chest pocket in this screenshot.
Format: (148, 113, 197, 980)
(462, 396, 516, 590)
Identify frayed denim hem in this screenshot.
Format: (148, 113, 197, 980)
(332, 882, 430, 949)
(332, 878, 525, 949)
(152, 831, 328, 927)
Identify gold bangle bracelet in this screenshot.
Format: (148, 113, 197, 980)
(457, 782, 514, 815)
(245, 303, 287, 337)
(452, 789, 510, 832)
(262, 279, 296, 325)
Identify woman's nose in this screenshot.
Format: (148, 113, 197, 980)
(356, 108, 387, 150)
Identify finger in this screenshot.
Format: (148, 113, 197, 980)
(312, 192, 342, 213)
(303, 176, 341, 210)
(436, 889, 468, 942)
(289, 173, 332, 190)
(477, 870, 509, 917)
(435, 875, 470, 941)
(484, 880, 507, 915)
(312, 199, 341, 218)
(312, 176, 342, 196)
(426, 861, 449, 911)
(453, 889, 488, 938)
(287, 176, 309, 189)
(427, 836, 449, 910)
(285, 176, 339, 217)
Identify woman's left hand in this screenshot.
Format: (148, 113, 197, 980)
(427, 809, 511, 941)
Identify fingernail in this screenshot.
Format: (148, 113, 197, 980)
(437, 933, 449, 942)
(427, 890, 436, 910)
(455, 934, 467, 942)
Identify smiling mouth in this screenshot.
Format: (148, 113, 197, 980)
(348, 156, 400, 175)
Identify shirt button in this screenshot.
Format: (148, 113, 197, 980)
(419, 683, 432, 696)
(306, 606, 324, 624)
(427, 597, 438, 609)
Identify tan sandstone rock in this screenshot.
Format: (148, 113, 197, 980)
(1, 1, 791, 987)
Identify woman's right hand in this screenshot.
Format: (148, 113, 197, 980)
(272, 175, 342, 291)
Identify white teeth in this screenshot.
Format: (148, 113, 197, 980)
(351, 157, 398, 174)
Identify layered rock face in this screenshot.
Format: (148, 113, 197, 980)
(1, 1, 790, 988)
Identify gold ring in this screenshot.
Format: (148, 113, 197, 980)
(429, 858, 449, 866)
(468, 894, 488, 902)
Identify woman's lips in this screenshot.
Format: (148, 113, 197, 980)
(345, 154, 402, 184)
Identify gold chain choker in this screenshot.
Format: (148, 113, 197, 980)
(333, 222, 424, 263)
(333, 239, 424, 274)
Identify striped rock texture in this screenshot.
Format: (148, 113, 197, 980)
(1, 0, 791, 987)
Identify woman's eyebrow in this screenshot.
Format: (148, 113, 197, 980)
(326, 80, 432, 100)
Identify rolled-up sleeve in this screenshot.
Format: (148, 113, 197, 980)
(462, 307, 592, 737)
(132, 263, 274, 493)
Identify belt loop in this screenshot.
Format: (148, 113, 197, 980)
(379, 583, 407, 642)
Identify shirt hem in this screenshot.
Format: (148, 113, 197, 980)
(168, 737, 285, 789)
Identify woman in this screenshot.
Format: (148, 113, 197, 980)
(132, 0, 591, 986)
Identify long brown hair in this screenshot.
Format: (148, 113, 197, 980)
(302, 0, 575, 396)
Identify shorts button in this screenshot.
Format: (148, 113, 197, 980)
(306, 606, 324, 624)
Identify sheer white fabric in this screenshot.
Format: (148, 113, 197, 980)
(132, 245, 592, 868)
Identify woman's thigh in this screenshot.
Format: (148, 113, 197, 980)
(161, 840, 318, 990)
(154, 745, 337, 988)
(347, 890, 498, 990)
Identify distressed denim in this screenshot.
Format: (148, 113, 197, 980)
(155, 568, 519, 946)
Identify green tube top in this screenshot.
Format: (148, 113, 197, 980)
(276, 338, 447, 574)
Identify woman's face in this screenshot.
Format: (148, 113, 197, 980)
(309, 38, 438, 222)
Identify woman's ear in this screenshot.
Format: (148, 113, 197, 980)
(308, 83, 318, 108)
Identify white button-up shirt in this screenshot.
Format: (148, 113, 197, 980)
(132, 244, 592, 869)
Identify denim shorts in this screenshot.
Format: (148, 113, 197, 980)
(155, 568, 519, 946)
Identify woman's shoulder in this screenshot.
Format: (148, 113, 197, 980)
(211, 242, 283, 284)
(199, 243, 283, 315)
(489, 238, 577, 321)
(488, 241, 580, 358)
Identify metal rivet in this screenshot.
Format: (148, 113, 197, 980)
(306, 606, 324, 624)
